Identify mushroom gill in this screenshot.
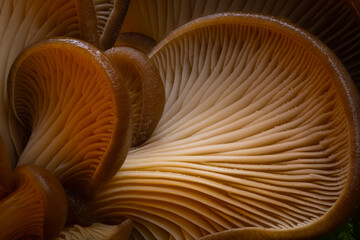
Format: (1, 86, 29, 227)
(56, 220, 133, 240)
(0, 0, 85, 166)
(92, 13, 360, 240)
(105, 46, 165, 147)
(0, 164, 67, 240)
(8, 38, 131, 196)
(120, 0, 360, 90)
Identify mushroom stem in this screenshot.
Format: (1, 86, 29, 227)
(99, 0, 130, 50)
(75, 0, 100, 47)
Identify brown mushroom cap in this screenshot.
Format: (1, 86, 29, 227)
(0, 164, 67, 240)
(114, 32, 157, 54)
(8, 37, 131, 196)
(105, 46, 165, 147)
(92, 13, 360, 239)
(0, 0, 86, 167)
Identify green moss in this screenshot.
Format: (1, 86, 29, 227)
(317, 208, 360, 240)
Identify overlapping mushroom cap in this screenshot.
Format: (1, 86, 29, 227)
(8, 38, 131, 196)
(0, 0, 84, 166)
(120, 0, 360, 91)
(1, 0, 360, 240)
(92, 13, 360, 239)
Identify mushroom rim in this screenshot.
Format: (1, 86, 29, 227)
(149, 12, 360, 239)
(7, 37, 132, 195)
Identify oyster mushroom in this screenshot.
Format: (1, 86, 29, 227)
(105, 46, 165, 147)
(0, 0, 94, 166)
(0, 164, 67, 240)
(120, 0, 360, 90)
(92, 13, 360, 239)
(8, 37, 131, 196)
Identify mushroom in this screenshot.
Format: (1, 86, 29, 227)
(56, 220, 133, 240)
(92, 13, 360, 239)
(0, 0, 94, 167)
(8, 37, 131, 196)
(114, 32, 157, 54)
(119, 0, 360, 90)
(0, 164, 67, 240)
(105, 46, 165, 146)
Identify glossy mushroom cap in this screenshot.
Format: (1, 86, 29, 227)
(105, 46, 165, 147)
(0, 164, 67, 240)
(92, 13, 360, 239)
(8, 38, 131, 196)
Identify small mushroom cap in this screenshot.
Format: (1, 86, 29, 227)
(93, 13, 360, 239)
(0, 164, 67, 240)
(8, 37, 131, 196)
(105, 46, 165, 147)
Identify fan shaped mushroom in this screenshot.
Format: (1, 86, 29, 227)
(0, 164, 67, 240)
(0, 0, 96, 166)
(92, 13, 360, 240)
(120, 0, 360, 90)
(8, 37, 131, 196)
(57, 220, 133, 240)
(105, 46, 165, 146)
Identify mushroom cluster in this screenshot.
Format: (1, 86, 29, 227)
(1, 0, 360, 240)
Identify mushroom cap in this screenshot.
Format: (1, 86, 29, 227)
(0, 164, 67, 240)
(105, 46, 165, 147)
(8, 37, 131, 196)
(0, 0, 86, 167)
(114, 32, 157, 54)
(92, 13, 360, 239)
(119, 0, 360, 90)
(57, 220, 133, 240)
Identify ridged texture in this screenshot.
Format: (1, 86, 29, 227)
(93, 15, 354, 240)
(93, 0, 115, 35)
(57, 220, 132, 240)
(0, 0, 81, 165)
(10, 38, 130, 195)
(0, 166, 45, 239)
(120, 0, 360, 91)
(93, 0, 130, 50)
(105, 46, 164, 147)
